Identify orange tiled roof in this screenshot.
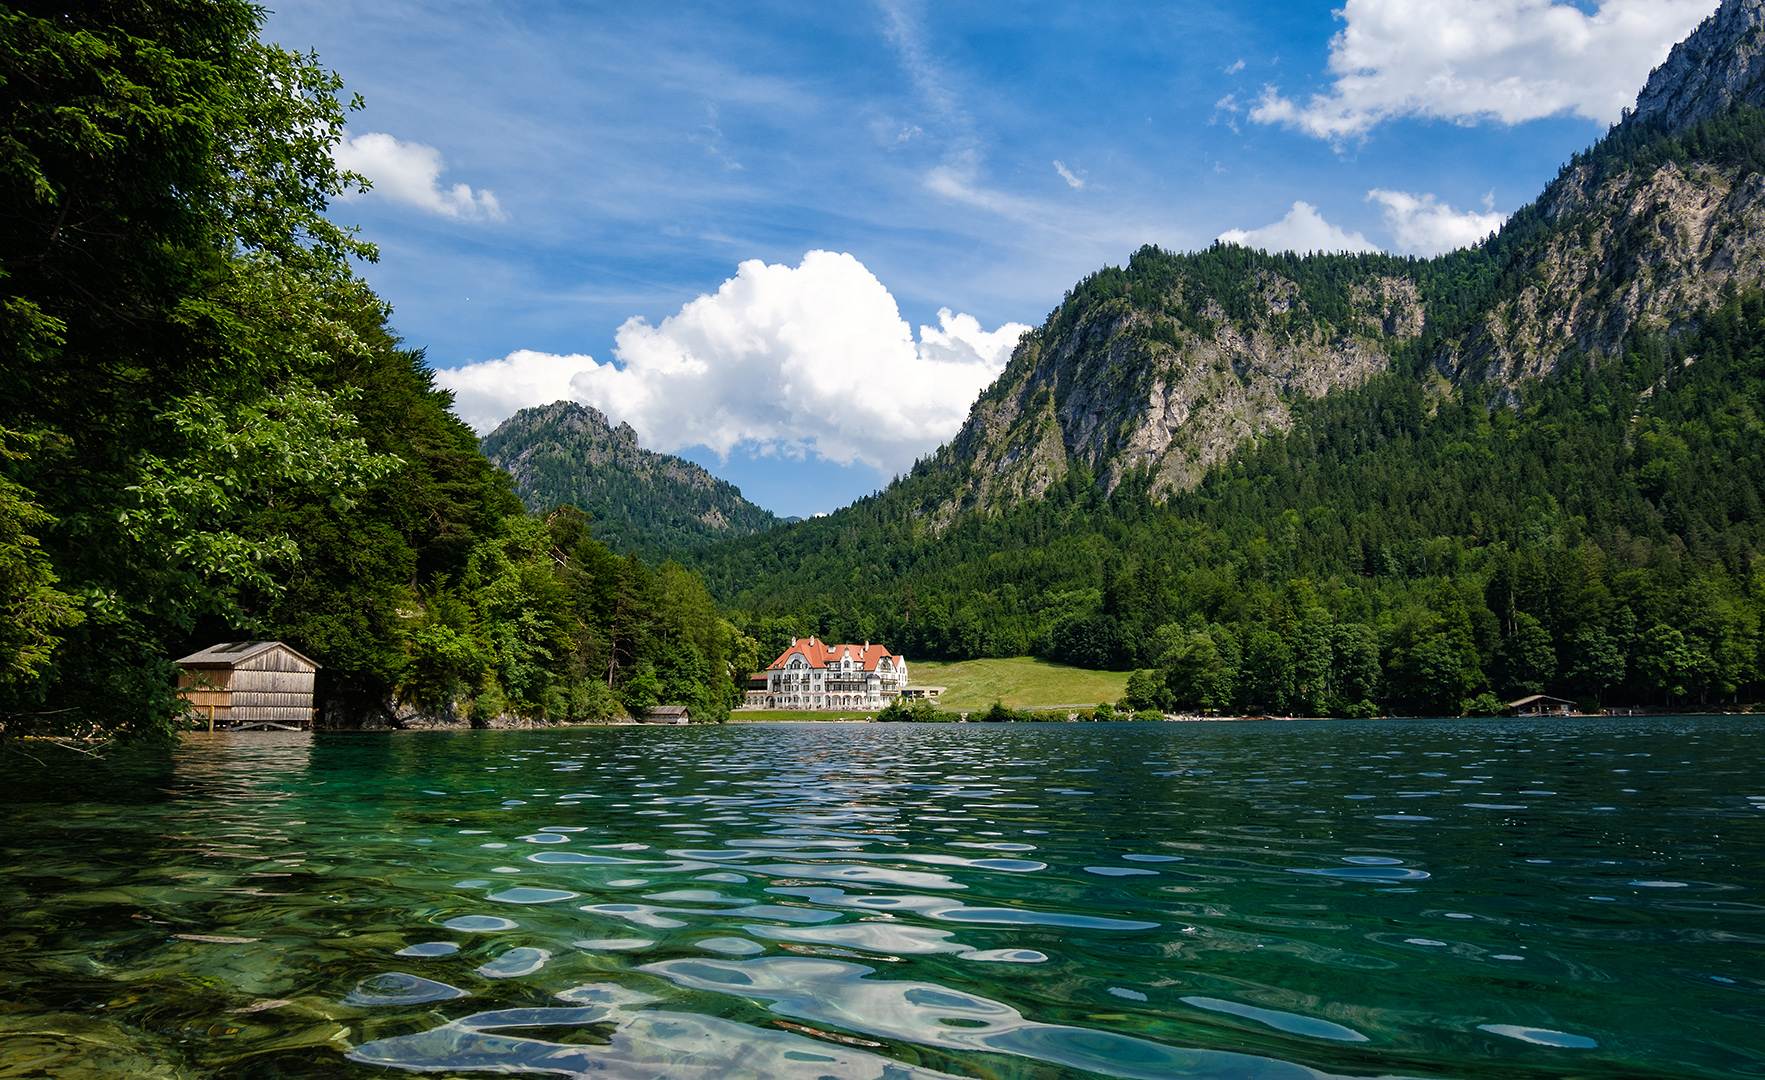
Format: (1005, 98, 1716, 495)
(763, 636, 902, 672)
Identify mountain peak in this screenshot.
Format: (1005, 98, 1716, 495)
(481, 401, 778, 551)
(1631, 0, 1765, 133)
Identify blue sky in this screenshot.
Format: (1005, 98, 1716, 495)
(265, 0, 1717, 518)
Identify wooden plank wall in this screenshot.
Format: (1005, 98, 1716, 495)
(231, 669, 316, 694)
(233, 704, 315, 725)
(235, 647, 316, 727)
(233, 669, 316, 727)
(238, 646, 317, 674)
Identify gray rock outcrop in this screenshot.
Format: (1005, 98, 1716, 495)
(1631, 0, 1765, 134)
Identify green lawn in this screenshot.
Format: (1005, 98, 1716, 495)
(906, 657, 1131, 711)
(727, 710, 881, 723)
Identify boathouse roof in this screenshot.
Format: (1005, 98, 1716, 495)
(1506, 693, 1576, 709)
(175, 640, 320, 671)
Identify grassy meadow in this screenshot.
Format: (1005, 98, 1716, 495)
(902, 657, 1130, 711)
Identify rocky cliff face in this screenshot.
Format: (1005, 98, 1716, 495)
(921, 0, 1765, 519)
(1632, 0, 1765, 132)
(482, 401, 778, 550)
(1444, 157, 1765, 388)
(928, 269, 1421, 518)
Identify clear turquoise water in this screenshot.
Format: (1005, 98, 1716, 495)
(1, 718, 1761, 1079)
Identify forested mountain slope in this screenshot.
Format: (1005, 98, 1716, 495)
(482, 402, 779, 553)
(698, 0, 1765, 716)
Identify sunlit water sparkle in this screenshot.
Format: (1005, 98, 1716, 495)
(0, 717, 1760, 1079)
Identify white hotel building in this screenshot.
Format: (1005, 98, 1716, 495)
(747, 637, 908, 711)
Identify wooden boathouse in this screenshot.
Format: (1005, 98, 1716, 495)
(640, 705, 691, 724)
(1506, 693, 1578, 718)
(175, 641, 319, 730)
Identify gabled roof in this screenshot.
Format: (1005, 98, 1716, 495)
(175, 640, 320, 670)
(1506, 693, 1576, 708)
(764, 636, 902, 672)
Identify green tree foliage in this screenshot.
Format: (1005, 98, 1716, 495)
(0, 431, 79, 683)
(875, 698, 949, 722)
(977, 700, 1019, 723)
(1159, 631, 1234, 713)
(0, 0, 389, 737)
(0, 2, 742, 737)
(1494, 613, 1556, 697)
(1121, 669, 1163, 712)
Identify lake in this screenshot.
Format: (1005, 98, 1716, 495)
(1, 718, 1760, 1079)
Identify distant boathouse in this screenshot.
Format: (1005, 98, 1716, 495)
(1506, 693, 1578, 718)
(175, 641, 319, 730)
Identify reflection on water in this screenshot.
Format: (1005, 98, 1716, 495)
(0, 718, 1762, 1079)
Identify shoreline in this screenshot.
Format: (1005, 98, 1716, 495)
(122, 706, 1765, 738)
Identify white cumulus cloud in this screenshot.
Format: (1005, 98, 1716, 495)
(1218, 201, 1380, 255)
(1369, 189, 1508, 254)
(433, 349, 599, 433)
(435, 251, 1030, 476)
(334, 131, 504, 220)
(1251, 0, 1717, 139)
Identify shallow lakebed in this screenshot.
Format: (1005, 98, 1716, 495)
(0, 717, 1760, 1079)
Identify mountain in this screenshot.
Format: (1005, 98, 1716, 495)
(909, 0, 1765, 523)
(697, 0, 1765, 715)
(1631, 0, 1765, 131)
(481, 401, 779, 552)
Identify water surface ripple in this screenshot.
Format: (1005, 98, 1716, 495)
(0, 717, 1761, 1078)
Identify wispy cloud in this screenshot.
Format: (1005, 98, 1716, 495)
(877, 0, 969, 127)
(691, 102, 744, 170)
(1210, 93, 1242, 133)
(1053, 160, 1086, 189)
(1224, 59, 1245, 74)
(880, 0, 1041, 221)
(333, 131, 504, 220)
(923, 165, 1054, 226)
(1252, 0, 1716, 140)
